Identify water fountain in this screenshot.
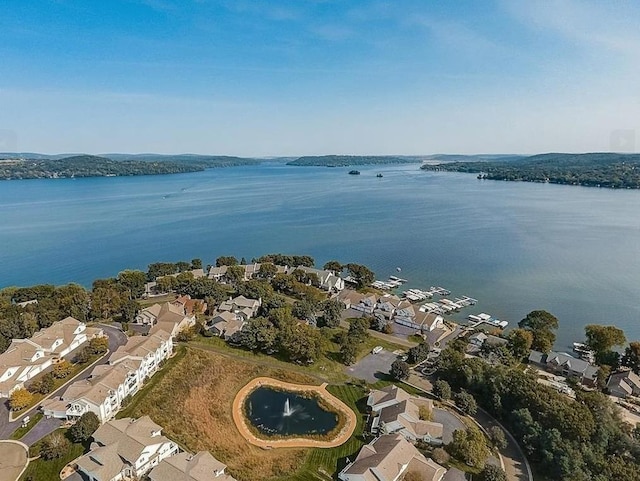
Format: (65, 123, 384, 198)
(244, 387, 337, 437)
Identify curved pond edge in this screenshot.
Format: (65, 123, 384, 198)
(232, 377, 357, 449)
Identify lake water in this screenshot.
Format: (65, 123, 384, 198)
(1, 163, 639, 348)
(245, 387, 338, 436)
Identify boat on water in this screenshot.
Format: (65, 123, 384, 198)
(348, 170, 361, 175)
(376, 173, 383, 178)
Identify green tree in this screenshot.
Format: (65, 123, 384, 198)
(91, 286, 124, 320)
(69, 412, 100, 442)
(156, 275, 176, 293)
(120, 299, 140, 323)
(323, 260, 342, 273)
(116, 270, 146, 299)
(480, 465, 508, 481)
(320, 299, 344, 328)
(518, 310, 559, 353)
(29, 373, 55, 394)
(89, 336, 109, 355)
(147, 262, 178, 281)
(507, 328, 534, 359)
(447, 426, 490, 469)
(622, 341, 640, 374)
(339, 337, 359, 365)
(585, 324, 626, 362)
(257, 262, 278, 279)
(489, 426, 507, 450)
(292, 300, 319, 324)
(390, 359, 410, 380)
(433, 379, 452, 400)
(216, 256, 238, 267)
(191, 258, 203, 270)
(348, 317, 370, 343)
(345, 263, 375, 288)
(407, 342, 430, 364)
(40, 432, 71, 460)
(225, 265, 245, 285)
(455, 390, 478, 416)
(280, 323, 322, 364)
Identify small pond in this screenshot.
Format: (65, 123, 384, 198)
(244, 387, 339, 437)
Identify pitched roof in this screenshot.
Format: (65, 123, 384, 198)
(343, 434, 445, 481)
(367, 385, 412, 409)
(77, 416, 174, 481)
(149, 451, 236, 481)
(608, 370, 640, 393)
(108, 331, 170, 364)
(378, 400, 443, 440)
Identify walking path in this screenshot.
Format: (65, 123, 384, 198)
(0, 440, 29, 481)
(232, 377, 356, 449)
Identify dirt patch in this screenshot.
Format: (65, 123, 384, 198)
(122, 347, 321, 481)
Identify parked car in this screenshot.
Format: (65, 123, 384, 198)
(372, 346, 383, 354)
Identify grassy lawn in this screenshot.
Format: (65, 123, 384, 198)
(19, 430, 87, 481)
(275, 384, 368, 481)
(10, 412, 43, 440)
(118, 346, 322, 481)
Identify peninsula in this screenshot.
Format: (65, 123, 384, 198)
(421, 152, 640, 189)
(0, 154, 261, 180)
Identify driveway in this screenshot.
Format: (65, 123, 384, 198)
(345, 349, 398, 382)
(20, 416, 63, 446)
(443, 467, 467, 481)
(433, 408, 466, 444)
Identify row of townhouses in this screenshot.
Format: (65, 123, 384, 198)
(75, 416, 237, 481)
(42, 299, 196, 423)
(42, 329, 174, 423)
(337, 290, 445, 333)
(0, 317, 103, 398)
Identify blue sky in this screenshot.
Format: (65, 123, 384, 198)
(1, 0, 639, 155)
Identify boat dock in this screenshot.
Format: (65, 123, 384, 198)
(467, 312, 508, 329)
(371, 276, 408, 290)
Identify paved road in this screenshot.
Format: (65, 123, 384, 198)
(405, 375, 531, 481)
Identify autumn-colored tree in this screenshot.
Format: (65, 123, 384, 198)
(9, 388, 32, 411)
(53, 359, 72, 378)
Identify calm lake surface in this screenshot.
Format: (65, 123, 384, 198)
(1, 163, 639, 348)
(245, 387, 338, 436)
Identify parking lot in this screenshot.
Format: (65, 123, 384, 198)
(345, 348, 398, 382)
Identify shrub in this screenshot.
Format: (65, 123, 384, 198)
(433, 379, 452, 400)
(418, 404, 433, 421)
(489, 425, 507, 450)
(432, 447, 450, 465)
(69, 412, 100, 442)
(479, 464, 508, 481)
(390, 360, 410, 380)
(455, 390, 478, 416)
(53, 360, 72, 379)
(29, 373, 55, 394)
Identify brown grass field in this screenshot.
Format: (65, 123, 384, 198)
(120, 347, 323, 481)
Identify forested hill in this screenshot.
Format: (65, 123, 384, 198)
(287, 155, 425, 167)
(421, 152, 640, 189)
(0, 154, 261, 180)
